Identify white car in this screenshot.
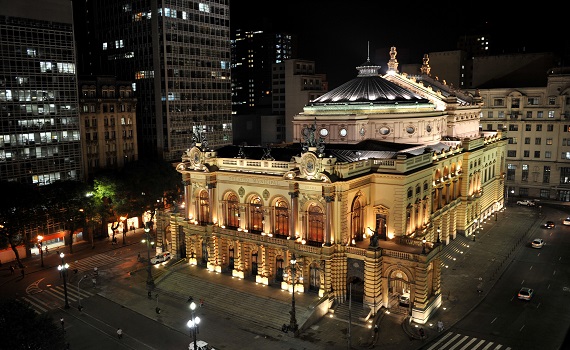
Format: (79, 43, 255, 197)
(516, 199, 535, 206)
(150, 251, 172, 264)
(531, 238, 544, 248)
(563, 217, 570, 226)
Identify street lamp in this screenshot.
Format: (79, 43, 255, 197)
(77, 274, 88, 311)
(57, 252, 70, 309)
(142, 221, 155, 291)
(37, 235, 44, 267)
(436, 227, 441, 244)
(422, 238, 427, 254)
(288, 253, 299, 335)
(187, 301, 201, 350)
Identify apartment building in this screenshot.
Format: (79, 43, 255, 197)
(79, 76, 138, 180)
(473, 67, 570, 201)
(0, 0, 82, 184)
(74, 0, 232, 161)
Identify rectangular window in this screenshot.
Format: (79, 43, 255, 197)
(549, 97, 556, 105)
(493, 98, 504, 106)
(524, 137, 531, 144)
(487, 111, 493, 118)
(507, 150, 517, 157)
(525, 124, 531, 131)
(545, 151, 552, 158)
(511, 98, 520, 108)
(528, 97, 539, 105)
(563, 152, 570, 160)
(548, 110, 555, 118)
(535, 138, 541, 145)
(546, 138, 553, 145)
(508, 137, 518, 144)
(540, 189, 550, 197)
(524, 150, 530, 157)
(509, 124, 518, 131)
(543, 166, 551, 183)
(537, 111, 544, 118)
(519, 188, 529, 196)
(536, 124, 542, 131)
(507, 163, 516, 180)
(498, 111, 505, 119)
(547, 124, 554, 131)
(526, 111, 532, 119)
(561, 167, 570, 184)
(522, 164, 529, 182)
(534, 151, 540, 158)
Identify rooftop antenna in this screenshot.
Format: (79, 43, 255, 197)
(367, 41, 370, 62)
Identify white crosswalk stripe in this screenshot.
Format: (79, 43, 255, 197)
(425, 332, 511, 350)
(19, 284, 95, 314)
(63, 253, 122, 275)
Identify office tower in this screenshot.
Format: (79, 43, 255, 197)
(78, 76, 138, 180)
(75, 0, 232, 161)
(0, 0, 82, 184)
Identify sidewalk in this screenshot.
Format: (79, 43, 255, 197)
(2, 204, 558, 349)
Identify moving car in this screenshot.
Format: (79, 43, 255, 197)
(542, 221, 555, 229)
(531, 238, 544, 248)
(518, 287, 534, 300)
(516, 199, 535, 206)
(563, 217, 570, 226)
(151, 251, 172, 264)
(189, 340, 215, 350)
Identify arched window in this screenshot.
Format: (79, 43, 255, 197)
(249, 196, 263, 233)
(226, 193, 239, 228)
(199, 190, 209, 224)
(274, 198, 289, 236)
(351, 198, 363, 243)
(307, 203, 324, 245)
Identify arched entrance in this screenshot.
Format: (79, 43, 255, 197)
(388, 269, 411, 312)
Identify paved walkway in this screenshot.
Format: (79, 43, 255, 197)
(2, 201, 565, 349)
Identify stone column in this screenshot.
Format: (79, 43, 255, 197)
(323, 186, 335, 246)
(289, 183, 299, 240)
(207, 181, 216, 224)
(182, 179, 191, 220)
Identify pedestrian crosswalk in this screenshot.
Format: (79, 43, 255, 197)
(19, 284, 95, 314)
(424, 331, 512, 350)
(63, 252, 123, 276)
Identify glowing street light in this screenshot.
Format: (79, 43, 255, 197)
(57, 252, 70, 309)
(187, 301, 201, 350)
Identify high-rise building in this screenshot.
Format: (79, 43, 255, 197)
(74, 0, 232, 161)
(0, 0, 82, 184)
(231, 29, 296, 115)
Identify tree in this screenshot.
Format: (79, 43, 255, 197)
(0, 299, 65, 349)
(40, 180, 91, 254)
(0, 181, 45, 268)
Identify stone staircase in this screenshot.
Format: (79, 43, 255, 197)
(331, 300, 371, 328)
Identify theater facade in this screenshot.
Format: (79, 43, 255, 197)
(155, 48, 507, 324)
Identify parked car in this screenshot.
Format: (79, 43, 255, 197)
(531, 238, 545, 248)
(516, 199, 536, 206)
(563, 217, 570, 226)
(150, 251, 172, 264)
(399, 295, 410, 307)
(518, 287, 534, 300)
(542, 221, 555, 229)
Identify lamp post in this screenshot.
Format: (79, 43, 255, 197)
(422, 238, 427, 254)
(37, 235, 44, 267)
(142, 221, 155, 290)
(120, 216, 127, 246)
(187, 301, 201, 350)
(288, 253, 299, 335)
(57, 252, 70, 309)
(436, 227, 441, 244)
(77, 274, 87, 311)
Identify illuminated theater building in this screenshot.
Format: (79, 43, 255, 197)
(157, 48, 507, 324)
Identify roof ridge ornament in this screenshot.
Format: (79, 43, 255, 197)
(387, 46, 399, 73)
(191, 123, 208, 151)
(301, 118, 325, 156)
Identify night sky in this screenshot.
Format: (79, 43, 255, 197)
(231, 1, 569, 89)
